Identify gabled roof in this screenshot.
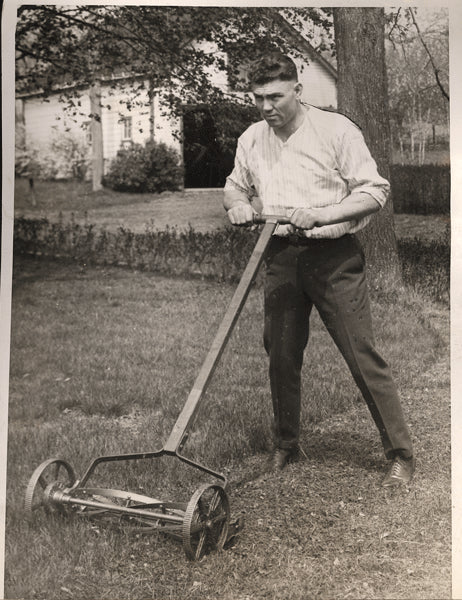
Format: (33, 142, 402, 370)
(272, 12, 337, 81)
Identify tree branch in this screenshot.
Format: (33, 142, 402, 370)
(16, 44, 75, 74)
(387, 7, 402, 45)
(408, 7, 449, 101)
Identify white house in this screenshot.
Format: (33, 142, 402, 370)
(16, 81, 181, 179)
(16, 27, 337, 188)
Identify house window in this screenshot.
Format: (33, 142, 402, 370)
(121, 116, 132, 140)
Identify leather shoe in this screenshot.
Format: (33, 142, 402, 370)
(382, 456, 415, 487)
(270, 447, 299, 471)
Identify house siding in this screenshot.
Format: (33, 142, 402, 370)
(20, 82, 185, 174)
(297, 58, 337, 109)
(18, 50, 337, 180)
(22, 92, 91, 151)
(100, 84, 152, 162)
(153, 94, 182, 155)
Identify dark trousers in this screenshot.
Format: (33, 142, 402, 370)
(263, 234, 413, 460)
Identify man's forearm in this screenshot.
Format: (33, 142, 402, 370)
(291, 192, 381, 230)
(314, 192, 381, 227)
(223, 187, 251, 212)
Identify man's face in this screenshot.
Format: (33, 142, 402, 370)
(251, 78, 302, 130)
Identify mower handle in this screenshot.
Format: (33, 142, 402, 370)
(252, 214, 312, 230)
(252, 213, 292, 225)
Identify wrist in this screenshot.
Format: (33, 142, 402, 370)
(313, 206, 337, 227)
(225, 200, 250, 212)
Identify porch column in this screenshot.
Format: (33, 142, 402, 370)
(89, 80, 104, 191)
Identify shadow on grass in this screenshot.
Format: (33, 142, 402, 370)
(302, 428, 384, 472)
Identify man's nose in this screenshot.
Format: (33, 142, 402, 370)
(262, 98, 273, 112)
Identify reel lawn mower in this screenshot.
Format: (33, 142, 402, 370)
(25, 215, 289, 561)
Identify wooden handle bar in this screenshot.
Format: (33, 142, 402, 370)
(164, 220, 278, 453)
(252, 214, 292, 225)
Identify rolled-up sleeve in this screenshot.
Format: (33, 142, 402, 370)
(336, 123, 390, 208)
(224, 138, 255, 198)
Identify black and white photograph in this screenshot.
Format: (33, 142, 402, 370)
(1, 1, 458, 598)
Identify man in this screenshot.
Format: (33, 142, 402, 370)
(223, 52, 415, 487)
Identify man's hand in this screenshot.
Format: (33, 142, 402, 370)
(226, 203, 255, 226)
(290, 208, 319, 231)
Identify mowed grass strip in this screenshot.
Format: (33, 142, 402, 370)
(14, 177, 449, 241)
(6, 256, 450, 599)
(14, 177, 228, 233)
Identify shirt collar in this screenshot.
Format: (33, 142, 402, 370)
(269, 105, 308, 144)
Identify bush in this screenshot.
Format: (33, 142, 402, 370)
(397, 225, 450, 305)
(390, 164, 450, 215)
(21, 130, 90, 181)
(46, 131, 90, 180)
(103, 140, 183, 193)
(15, 124, 40, 179)
(14, 218, 449, 306)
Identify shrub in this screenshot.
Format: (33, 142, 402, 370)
(14, 218, 449, 306)
(390, 164, 450, 215)
(22, 130, 91, 181)
(103, 140, 183, 193)
(15, 124, 40, 179)
(47, 130, 90, 180)
(397, 225, 450, 305)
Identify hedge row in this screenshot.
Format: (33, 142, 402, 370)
(390, 164, 450, 215)
(13, 217, 258, 283)
(397, 234, 449, 305)
(13, 217, 449, 305)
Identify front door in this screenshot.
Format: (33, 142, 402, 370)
(182, 107, 232, 188)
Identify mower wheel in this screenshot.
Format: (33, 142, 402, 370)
(182, 483, 230, 561)
(25, 458, 77, 518)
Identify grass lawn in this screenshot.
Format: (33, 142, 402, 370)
(6, 254, 450, 599)
(13, 178, 450, 242)
(13, 178, 229, 233)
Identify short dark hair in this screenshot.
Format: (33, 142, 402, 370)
(247, 52, 298, 87)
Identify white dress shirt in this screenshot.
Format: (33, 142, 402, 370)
(224, 104, 390, 239)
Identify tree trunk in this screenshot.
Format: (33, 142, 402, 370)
(149, 79, 155, 141)
(28, 177, 37, 207)
(333, 7, 401, 284)
(89, 81, 104, 192)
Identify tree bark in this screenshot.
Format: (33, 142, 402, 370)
(149, 79, 155, 141)
(333, 7, 401, 283)
(89, 81, 104, 192)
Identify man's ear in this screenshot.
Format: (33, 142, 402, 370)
(294, 82, 303, 99)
